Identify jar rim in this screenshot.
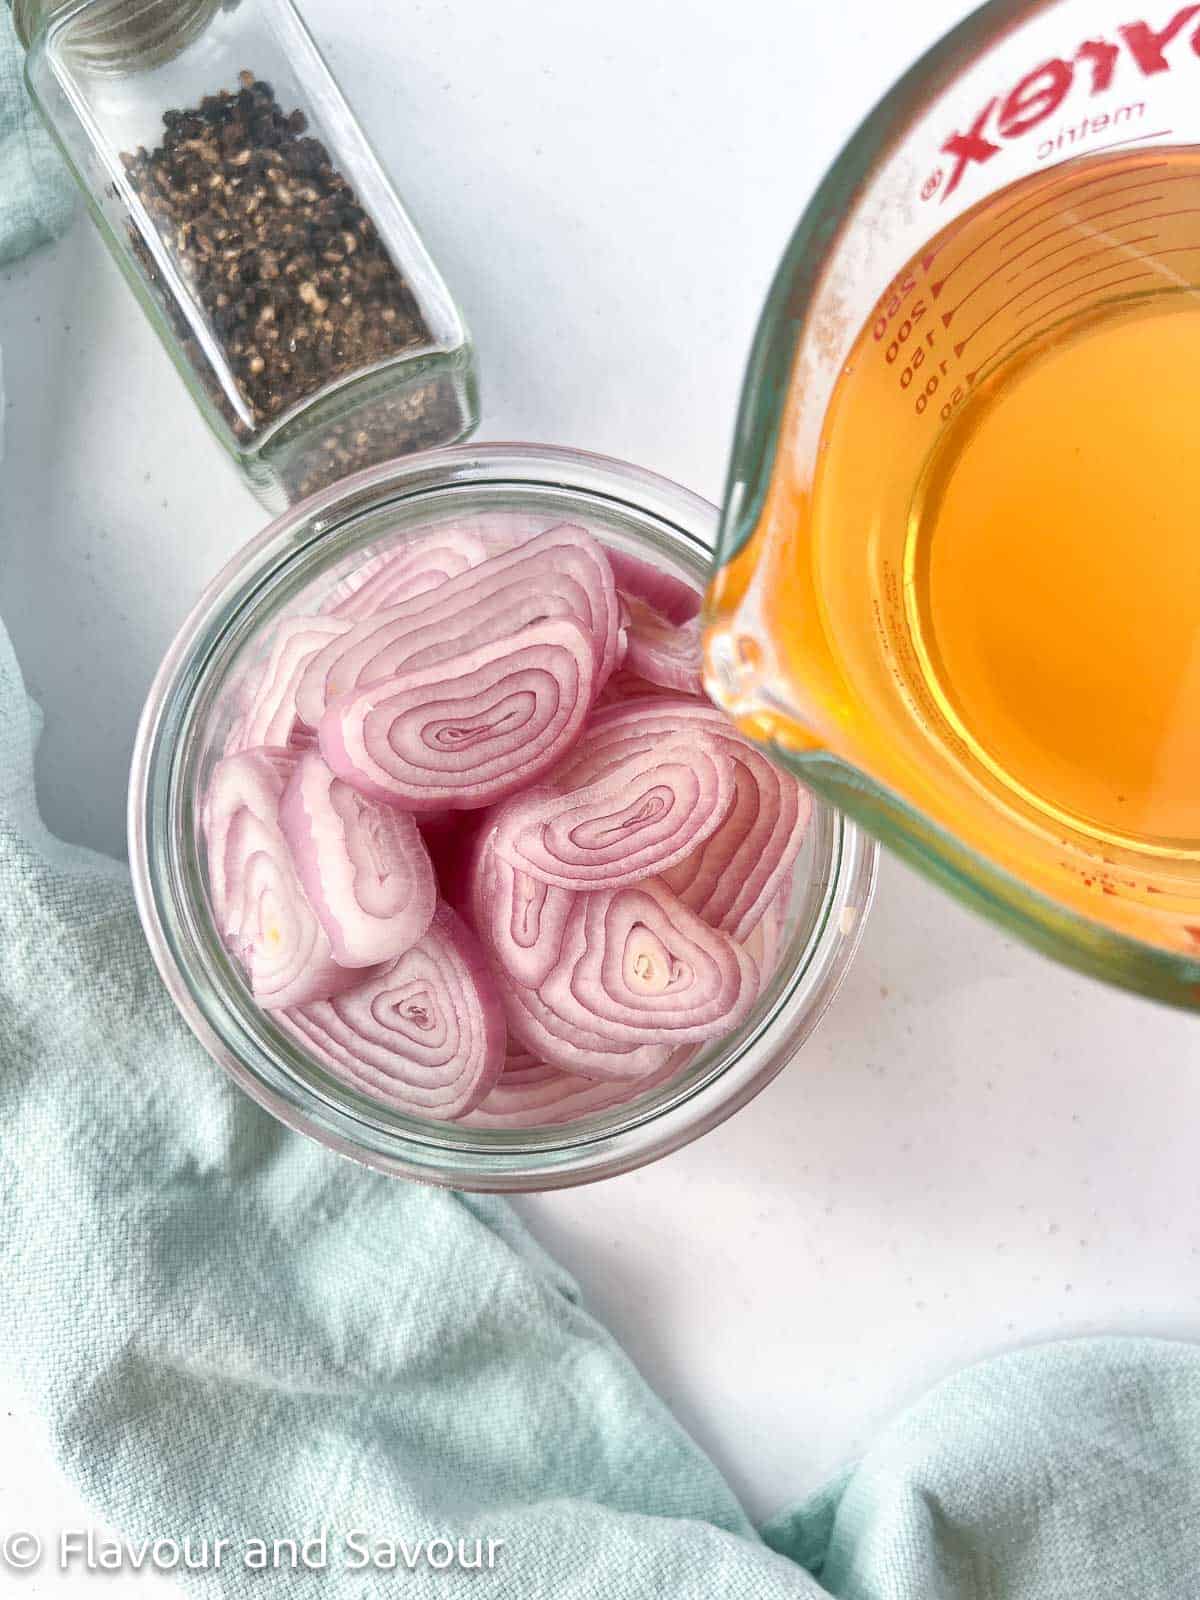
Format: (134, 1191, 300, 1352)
(129, 443, 879, 1190)
(15, 0, 223, 66)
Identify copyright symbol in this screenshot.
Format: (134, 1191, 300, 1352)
(1, 1532, 42, 1570)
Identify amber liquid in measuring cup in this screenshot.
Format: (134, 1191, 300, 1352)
(726, 146, 1200, 954)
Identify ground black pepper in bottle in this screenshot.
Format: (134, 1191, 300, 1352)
(21, 0, 476, 506)
(123, 73, 430, 438)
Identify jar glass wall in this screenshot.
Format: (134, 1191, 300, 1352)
(130, 445, 878, 1190)
(21, 0, 477, 508)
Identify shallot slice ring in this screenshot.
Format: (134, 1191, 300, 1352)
(279, 751, 437, 968)
(202, 748, 356, 1010)
(621, 592, 704, 697)
(491, 734, 735, 891)
(318, 617, 597, 812)
(297, 522, 620, 727)
(277, 904, 505, 1119)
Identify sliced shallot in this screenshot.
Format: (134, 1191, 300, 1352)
(319, 618, 597, 812)
(664, 754, 810, 942)
(741, 884, 791, 987)
(595, 666, 693, 708)
(325, 527, 490, 621)
(491, 734, 734, 890)
(622, 593, 704, 697)
(471, 841, 574, 989)
(498, 972, 674, 1081)
(202, 519, 809, 1127)
(296, 523, 621, 727)
(276, 904, 505, 1119)
(202, 746, 297, 935)
(225, 615, 351, 754)
(279, 751, 437, 968)
(462, 1045, 685, 1128)
(497, 877, 756, 1079)
(557, 699, 811, 939)
(543, 877, 757, 1043)
(201, 748, 355, 1010)
(604, 549, 702, 625)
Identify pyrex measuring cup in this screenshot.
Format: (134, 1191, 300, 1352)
(707, 0, 1200, 1007)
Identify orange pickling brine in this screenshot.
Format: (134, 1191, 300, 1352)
(707, 128, 1200, 1000)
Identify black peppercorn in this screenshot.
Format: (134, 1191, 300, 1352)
(122, 73, 429, 450)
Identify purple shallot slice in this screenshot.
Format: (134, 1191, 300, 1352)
(277, 904, 505, 1119)
(202, 748, 356, 1010)
(279, 751, 437, 968)
(491, 734, 734, 891)
(318, 618, 597, 812)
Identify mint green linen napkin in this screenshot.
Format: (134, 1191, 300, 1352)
(0, 4, 73, 265)
(765, 1339, 1200, 1596)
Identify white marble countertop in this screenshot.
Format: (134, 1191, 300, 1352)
(1, 0, 1198, 1587)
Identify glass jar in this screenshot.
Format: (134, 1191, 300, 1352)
(16, 0, 477, 509)
(129, 444, 878, 1190)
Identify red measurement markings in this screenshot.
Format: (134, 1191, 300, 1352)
(938, 188, 1172, 317)
(953, 255, 1161, 355)
(921, 160, 1164, 280)
(1132, 239, 1200, 265)
(948, 205, 1200, 338)
(924, 161, 1167, 284)
(940, 183, 1194, 326)
(961, 269, 1158, 380)
(1002, 173, 1200, 275)
(936, 254, 1025, 316)
(1010, 199, 1200, 284)
(1002, 220, 1128, 285)
(1085, 129, 1174, 155)
(945, 234, 1156, 335)
(991, 159, 1166, 225)
(1031, 234, 1159, 299)
(1019, 254, 1161, 320)
(996, 187, 1167, 264)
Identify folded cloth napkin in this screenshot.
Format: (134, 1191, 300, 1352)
(0, 4, 73, 266)
(4, 22, 1200, 1599)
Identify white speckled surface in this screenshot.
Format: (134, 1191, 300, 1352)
(0, 0, 1198, 1584)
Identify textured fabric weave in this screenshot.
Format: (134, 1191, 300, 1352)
(0, 4, 73, 266)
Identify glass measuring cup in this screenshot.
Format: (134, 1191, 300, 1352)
(707, 0, 1200, 1008)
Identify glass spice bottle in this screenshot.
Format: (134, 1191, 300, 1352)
(13, 0, 478, 509)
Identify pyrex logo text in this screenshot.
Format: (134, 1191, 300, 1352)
(938, 4, 1200, 199)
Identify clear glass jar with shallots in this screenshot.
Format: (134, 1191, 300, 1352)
(130, 445, 877, 1191)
